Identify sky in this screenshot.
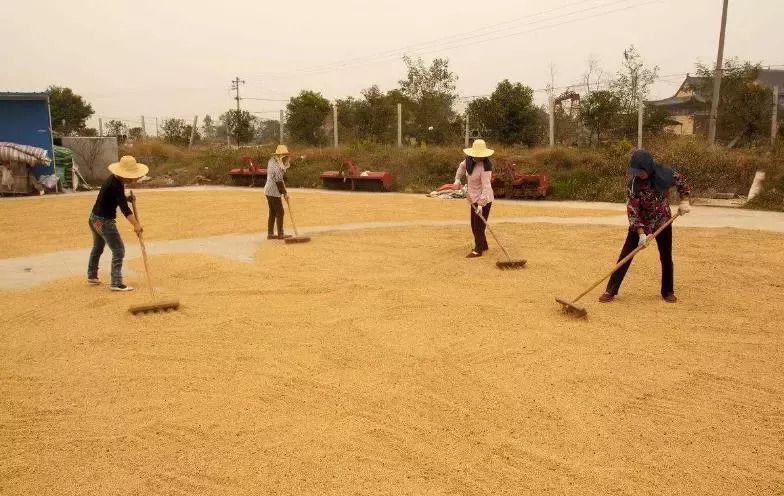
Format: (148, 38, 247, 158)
(2, 0, 782, 131)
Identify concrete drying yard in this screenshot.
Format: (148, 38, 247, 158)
(1, 188, 783, 495)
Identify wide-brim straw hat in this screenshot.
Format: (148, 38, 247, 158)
(273, 144, 290, 156)
(463, 139, 494, 158)
(108, 155, 149, 179)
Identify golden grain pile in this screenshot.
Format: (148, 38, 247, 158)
(0, 189, 618, 258)
(1, 208, 783, 495)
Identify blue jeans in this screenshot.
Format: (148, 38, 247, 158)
(87, 213, 125, 286)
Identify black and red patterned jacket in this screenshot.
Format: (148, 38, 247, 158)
(627, 172, 690, 234)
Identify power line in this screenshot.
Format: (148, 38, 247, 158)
(259, 0, 660, 81)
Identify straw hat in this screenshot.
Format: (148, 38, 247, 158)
(108, 155, 149, 179)
(273, 144, 290, 156)
(463, 139, 494, 158)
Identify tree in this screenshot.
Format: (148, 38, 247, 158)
(202, 115, 217, 142)
(580, 90, 621, 143)
(695, 59, 775, 144)
(468, 80, 541, 146)
(160, 118, 190, 146)
(47, 86, 95, 136)
(256, 119, 281, 144)
(104, 120, 128, 144)
(610, 45, 659, 114)
(128, 127, 145, 142)
(220, 110, 256, 145)
(81, 128, 98, 137)
(399, 56, 459, 144)
(286, 91, 331, 146)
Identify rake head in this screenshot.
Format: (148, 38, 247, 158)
(284, 235, 311, 244)
(129, 299, 180, 315)
(496, 259, 527, 270)
(556, 297, 587, 319)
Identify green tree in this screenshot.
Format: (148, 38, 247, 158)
(160, 118, 189, 146)
(202, 114, 217, 141)
(286, 91, 331, 145)
(468, 80, 541, 146)
(220, 110, 257, 145)
(581, 90, 622, 143)
(399, 56, 458, 144)
(47, 86, 95, 135)
(610, 45, 659, 114)
(104, 120, 128, 144)
(128, 127, 145, 142)
(695, 59, 775, 144)
(256, 119, 281, 144)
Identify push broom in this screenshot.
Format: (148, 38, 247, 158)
(556, 213, 680, 318)
(471, 201, 526, 270)
(128, 192, 180, 314)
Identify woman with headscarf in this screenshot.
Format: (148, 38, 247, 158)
(265, 145, 292, 240)
(453, 139, 494, 258)
(600, 149, 691, 304)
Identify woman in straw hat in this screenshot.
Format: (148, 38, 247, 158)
(87, 155, 147, 291)
(453, 139, 495, 258)
(264, 144, 292, 240)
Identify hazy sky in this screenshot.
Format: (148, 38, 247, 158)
(2, 0, 782, 130)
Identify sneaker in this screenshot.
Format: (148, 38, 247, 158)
(663, 293, 678, 303)
(465, 251, 482, 258)
(87, 278, 101, 285)
(598, 292, 615, 303)
(110, 284, 134, 292)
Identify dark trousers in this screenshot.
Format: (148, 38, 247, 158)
(605, 225, 674, 297)
(266, 195, 285, 236)
(87, 213, 125, 286)
(469, 202, 492, 253)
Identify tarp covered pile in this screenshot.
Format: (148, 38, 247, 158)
(0, 142, 51, 166)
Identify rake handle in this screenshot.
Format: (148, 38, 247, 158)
(130, 192, 156, 300)
(475, 207, 514, 262)
(283, 195, 300, 237)
(571, 213, 681, 304)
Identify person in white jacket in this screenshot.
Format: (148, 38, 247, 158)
(453, 140, 495, 258)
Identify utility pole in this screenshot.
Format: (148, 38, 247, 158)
(707, 0, 729, 147)
(464, 109, 470, 148)
(140, 115, 146, 139)
(397, 103, 402, 147)
(637, 98, 644, 149)
(549, 94, 555, 148)
(189, 116, 198, 149)
(155, 117, 159, 138)
(279, 109, 284, 144)
(231, 76, 246, 146)
(333, 103, 338, 148)
(772, 86, 780, 146)
(98, 118, 103, 137)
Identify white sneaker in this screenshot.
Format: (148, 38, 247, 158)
(87, 278, 101, 285)
(110, 284, 134, 292)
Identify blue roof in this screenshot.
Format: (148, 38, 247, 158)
(0, 92, 49, 101)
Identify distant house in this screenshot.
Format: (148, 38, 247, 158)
(649, 69, 784, 135)
(0, 92, 55, 176)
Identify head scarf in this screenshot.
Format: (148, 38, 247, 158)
(627, 149, 674, 195)
(465, 156, 493, 175)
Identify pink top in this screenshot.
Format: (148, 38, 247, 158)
(454, 160, 494, 206)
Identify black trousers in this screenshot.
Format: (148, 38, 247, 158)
(470, 202, 492, 253)
(605, 225, 674, 297)
(266, 195, 285, 236)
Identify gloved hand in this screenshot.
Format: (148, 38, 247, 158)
(678, 200, 691, 215)
(637, 233, 649, 248)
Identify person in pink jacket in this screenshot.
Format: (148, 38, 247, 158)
(453, 139, 495, 258)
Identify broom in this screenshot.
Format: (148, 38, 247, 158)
(283, 195, 311, 244)
(471, 202, 526, 270)
(128, 192, 180, 314)
(556, 213, 680, 318)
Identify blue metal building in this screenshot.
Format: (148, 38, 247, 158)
(0, 92, 55, 176)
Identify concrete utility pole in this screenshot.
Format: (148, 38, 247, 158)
(189, 116, 198, 149)
(333, 104, 338, 148)
(707, 0, 729, 147)
(279, 109, 285, 143)
(549, 94, 555, 148)
(464, 110, 470, 148)
(98, 118, 103, 137)
(231, 76, 246, 146)
(140, 115, 146, 139)
(772, 86, 780, 146)
(637, 99, 644, 149)
(397, 103, 402, 147)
